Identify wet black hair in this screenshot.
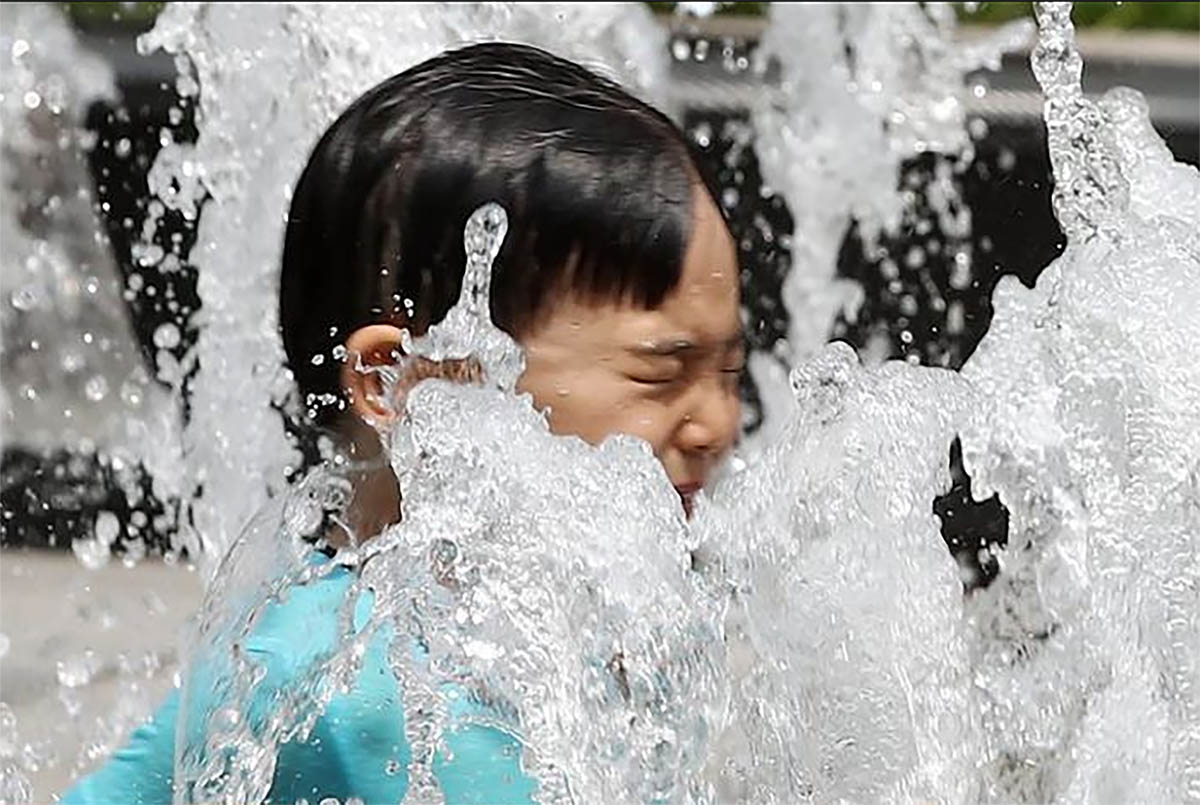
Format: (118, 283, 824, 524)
(280, 41, 726, 423)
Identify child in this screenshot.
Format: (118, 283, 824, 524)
(65, 41, 743, 803)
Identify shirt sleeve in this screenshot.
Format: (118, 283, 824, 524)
(60, 564, 539, 805)
(59, 689, 180, 805)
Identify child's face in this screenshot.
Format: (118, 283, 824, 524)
(516, 185, 742, 514)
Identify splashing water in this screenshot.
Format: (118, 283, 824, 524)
(959, 4, 1200, 802)
(134, 1, 672, 569)
(745, 3, 1032, 445)
(4, 2, 1199, 804)
(699, 343, 983, 802)
(171, 204, 730, 804)
(0, 3, 178, 466)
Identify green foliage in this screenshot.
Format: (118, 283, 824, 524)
(648, 2, 1199, 29)
(953, 2, 1199, 31)
(59, 2, 1200, 36)
(61, 2, 165, 32)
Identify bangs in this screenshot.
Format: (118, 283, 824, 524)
(492, 138, 696, 332)
(357, 95, 702, 337)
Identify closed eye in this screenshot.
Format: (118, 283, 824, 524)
(627, 374, 678, 386)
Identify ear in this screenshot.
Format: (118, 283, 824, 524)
(341, 323, 406, 427)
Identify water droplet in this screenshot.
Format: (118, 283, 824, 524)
(56, 651, 99, 688)
(9, 286, 37, 311)
(121, 538, 146, 568)
(176, 73, 200, 98)
(0, 702, 17, 753)
(84, 375, 109, 402)
(153, 322, 181, 350)
(114, 137, 132, 158)
(10, 39, 30, 61)
(22, 90, 40, 109)
(60, 350, 84, 373)
(132, 242, 165, 267)
(94, 511, 120, 545)
(120, 379, 144, 407)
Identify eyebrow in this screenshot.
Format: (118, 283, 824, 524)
(628, 330, 745, 358)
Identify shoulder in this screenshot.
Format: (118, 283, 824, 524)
(212, 557, 539, 804)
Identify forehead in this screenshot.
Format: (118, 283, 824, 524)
(644, 185, 740, 341)
(525, 187, 739, 355)
(525, 185, 740, 350)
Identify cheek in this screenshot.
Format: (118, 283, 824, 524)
(517, 367, 673, 451)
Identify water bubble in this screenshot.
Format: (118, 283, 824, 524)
(121, 538, 146, 568)
(904, 246, 926, 269)
(120, 379, 144, 407)
(55, 651, 99, 688)
(0, 766, 33, 805)
(84, 375, 109, 402)
(9, 286, 37, 311)
(132, 242, 165, 267)
(60, 350, 84, 373)
(114, 137, 132, 158)
(94, 511, 120, 545)
(10, 39, 30, 61)
(0, 703, 16, 754)
(152, 322, 181, 350)
(671, 38, 691, 62)
(175, 73, 200, 98)
(22, 90, 40, 109)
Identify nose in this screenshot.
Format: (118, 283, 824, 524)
(674, 373, 739, 459)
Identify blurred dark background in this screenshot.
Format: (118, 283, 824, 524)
(3, 2, 1198, 590)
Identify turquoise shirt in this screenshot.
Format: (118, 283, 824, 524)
(62, 561, 538, 805)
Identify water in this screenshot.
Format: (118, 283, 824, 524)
(961, 4, 1200, 800)
(746, 3, 1032, 446)
(133, 1, 673, 566)
(0, 3, 177, 466)
(2, 2, 1198, 803)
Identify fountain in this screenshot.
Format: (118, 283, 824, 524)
(1, 2, 1196, 803)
